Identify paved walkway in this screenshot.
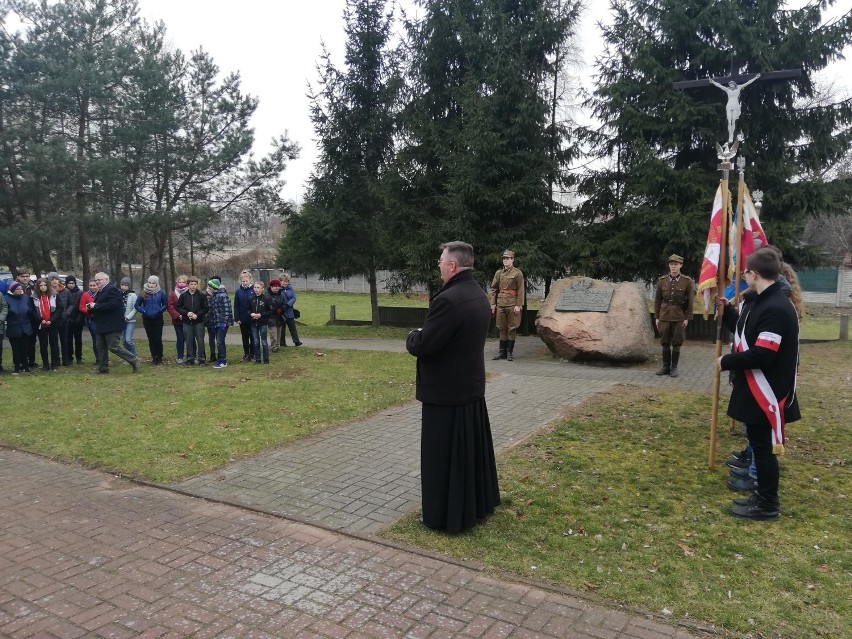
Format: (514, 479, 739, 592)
(172, 339, 716, 534)
(1, 336, 717, 638)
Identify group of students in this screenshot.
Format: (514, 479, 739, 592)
(0, 268, 301, 374)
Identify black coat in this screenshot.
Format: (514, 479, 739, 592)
(176, 290, 209, 324)
(720, 283, 801, 426)
(92, 283, 126, 334)
(406, 269, 491, 405)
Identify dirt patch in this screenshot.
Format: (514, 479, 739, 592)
(269, 367, 307, 380)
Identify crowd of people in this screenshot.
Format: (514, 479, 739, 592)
(0, 269, 301, 375)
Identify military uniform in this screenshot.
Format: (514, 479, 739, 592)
(654, 254, 695, 377)
(489, 250, 525, 361)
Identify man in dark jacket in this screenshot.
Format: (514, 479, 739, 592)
(176, 276, 209, 365)
(718, 248, 800, 520)
(406, 241, 500, 532)
(89, 273, 140, 373)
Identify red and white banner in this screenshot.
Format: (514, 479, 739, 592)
(731, 185, 768, 273)
(697, 185, 730, 317)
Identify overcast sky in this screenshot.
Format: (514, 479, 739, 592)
(122, 1, 852, 204)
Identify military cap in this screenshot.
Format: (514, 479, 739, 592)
(502, 250, 515, 258)
(667, 254, 684, 264)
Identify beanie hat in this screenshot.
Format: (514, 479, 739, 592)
(207, 279, 221, 290)
(65, 275, 77, 285)
(9, 281, 22, 293)
(47, 271, 60, 281)
(120, 277, 131, 287)
(269, 279, 281, 287)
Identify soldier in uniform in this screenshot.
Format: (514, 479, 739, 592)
(489, 249, 525, 361)
(654, 254, 695, 377)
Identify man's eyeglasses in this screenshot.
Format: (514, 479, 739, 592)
(743, 269, 754, 276)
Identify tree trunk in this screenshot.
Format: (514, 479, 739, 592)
(368, 256, 380, 327)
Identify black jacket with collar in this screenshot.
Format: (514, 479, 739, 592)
(720, 282, 801, 426)
(406, 269, 491, 406)
(92, 283, 126, 334)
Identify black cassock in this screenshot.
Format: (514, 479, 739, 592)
(421, 398, 500, 532)
(406, 269, 500, 533)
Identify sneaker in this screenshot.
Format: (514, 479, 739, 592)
(729, 466, 751, 479)
(131, 358, 140, 373)
(727, 477, 758, 492)
(730, 496, 780, 521)
(731, 448, 750, 461)
(176, 358, 184, 365)
(213, 362, 227, 369)
(726, 457, 750, 470)
(271, 346, 279, 353)
(255, 360, 262, 364)
(732, 493, 759, 507)
(197, 360, 206, 366)
(294, 342, 302, 346)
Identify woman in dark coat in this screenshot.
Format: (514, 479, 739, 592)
(5, 282, 36, 374)
(406, 241, 500, 533)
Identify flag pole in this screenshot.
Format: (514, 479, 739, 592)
(729, 156, 747, 433)
(709, 141, 737, 469)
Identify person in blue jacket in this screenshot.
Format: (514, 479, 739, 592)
(233, 269, 256, 362)
(5, 281, 36, 374)
(134, 274, 168, 365)
(279, 275, 302, 346)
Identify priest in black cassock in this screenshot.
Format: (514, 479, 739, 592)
(406, 241, 500, 532)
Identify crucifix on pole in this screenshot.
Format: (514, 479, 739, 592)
(673, 64, 801, 468)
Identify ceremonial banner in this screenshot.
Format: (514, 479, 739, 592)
(697, 185, 731, 317)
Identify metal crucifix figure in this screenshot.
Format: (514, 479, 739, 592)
(709, 75, 761, 143)
(673, 68, 801, 143)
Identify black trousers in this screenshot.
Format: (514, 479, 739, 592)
(239, 321, 253, 356)
(142, 316, 164, 362)
(9, 336, 30, 371)
(746, 422, 780, 502)
(37, 325, 61, 368)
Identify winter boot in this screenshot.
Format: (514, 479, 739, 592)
(506, 340, 515, 361)
(655, 348, 671, 375)
(669, 350, 681, 378)
(492, 340, 507, 360)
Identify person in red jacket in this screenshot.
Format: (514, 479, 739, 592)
(167, 274, 188, 364)
(79, 279, 100, 364)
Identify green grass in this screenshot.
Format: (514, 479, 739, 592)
(0, 346, 415, 483)
(381, 341, 851, 639)
(291, 290, 425, 339)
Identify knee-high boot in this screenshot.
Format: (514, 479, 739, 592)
(492, 340, 507, 360)
(506, 340, 515, 361)
(655, 347, 671, 375)
(669, 349, 680, 377)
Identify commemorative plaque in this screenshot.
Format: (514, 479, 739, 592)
(555, 278, 614, 312)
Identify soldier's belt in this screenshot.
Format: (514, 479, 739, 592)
(499, 289, 518, 294)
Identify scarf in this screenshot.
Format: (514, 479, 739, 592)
(39, 294, 51, 324)
(733, 308, 788, 455)
(143, 278, 161, 298)
(174, 283, 188, 299)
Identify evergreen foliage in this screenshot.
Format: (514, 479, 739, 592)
(278, 0, 401, 325)
(389, 0, 581, 291)
(573, 0, 852, 281)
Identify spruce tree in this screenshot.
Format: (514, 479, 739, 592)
(279, 0, 401, 325)
(573, 0, 852, 281)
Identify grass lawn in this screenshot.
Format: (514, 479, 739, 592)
(0, 346, 414, 483)
(382, 341, 851, 639)
(292, 291, 425, 339)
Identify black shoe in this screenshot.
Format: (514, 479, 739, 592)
(727, 477, 758, 492)
(131, 358, 140, 373)
(729, 466, 751, 479)
(726, 457, 751, 470)
(731, 448, 750, 462)
(731, 496, 780, 521)
(41, 365, 50, 371)
(732, 493, 758, 507)
(293, 342, 302, 346)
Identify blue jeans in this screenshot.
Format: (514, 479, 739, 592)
(251, 324, 269, 362)
(123, 320, 137, 357)
(173, 323, 185, 360)
(87, 319, 99, 363)
(215, 327, 228, 364)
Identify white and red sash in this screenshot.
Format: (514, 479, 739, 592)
(734, 310, 786, 454)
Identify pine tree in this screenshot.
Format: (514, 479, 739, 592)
(573, 0, 852, 281)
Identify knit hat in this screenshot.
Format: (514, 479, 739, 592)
(207, 279, 221, 290)
(65, 275, 77, 285)
(47, 271, 60, 281)
(269, 279, 281, 287)
(120, 277, 131, 287)
(8, 281, 22, 294)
